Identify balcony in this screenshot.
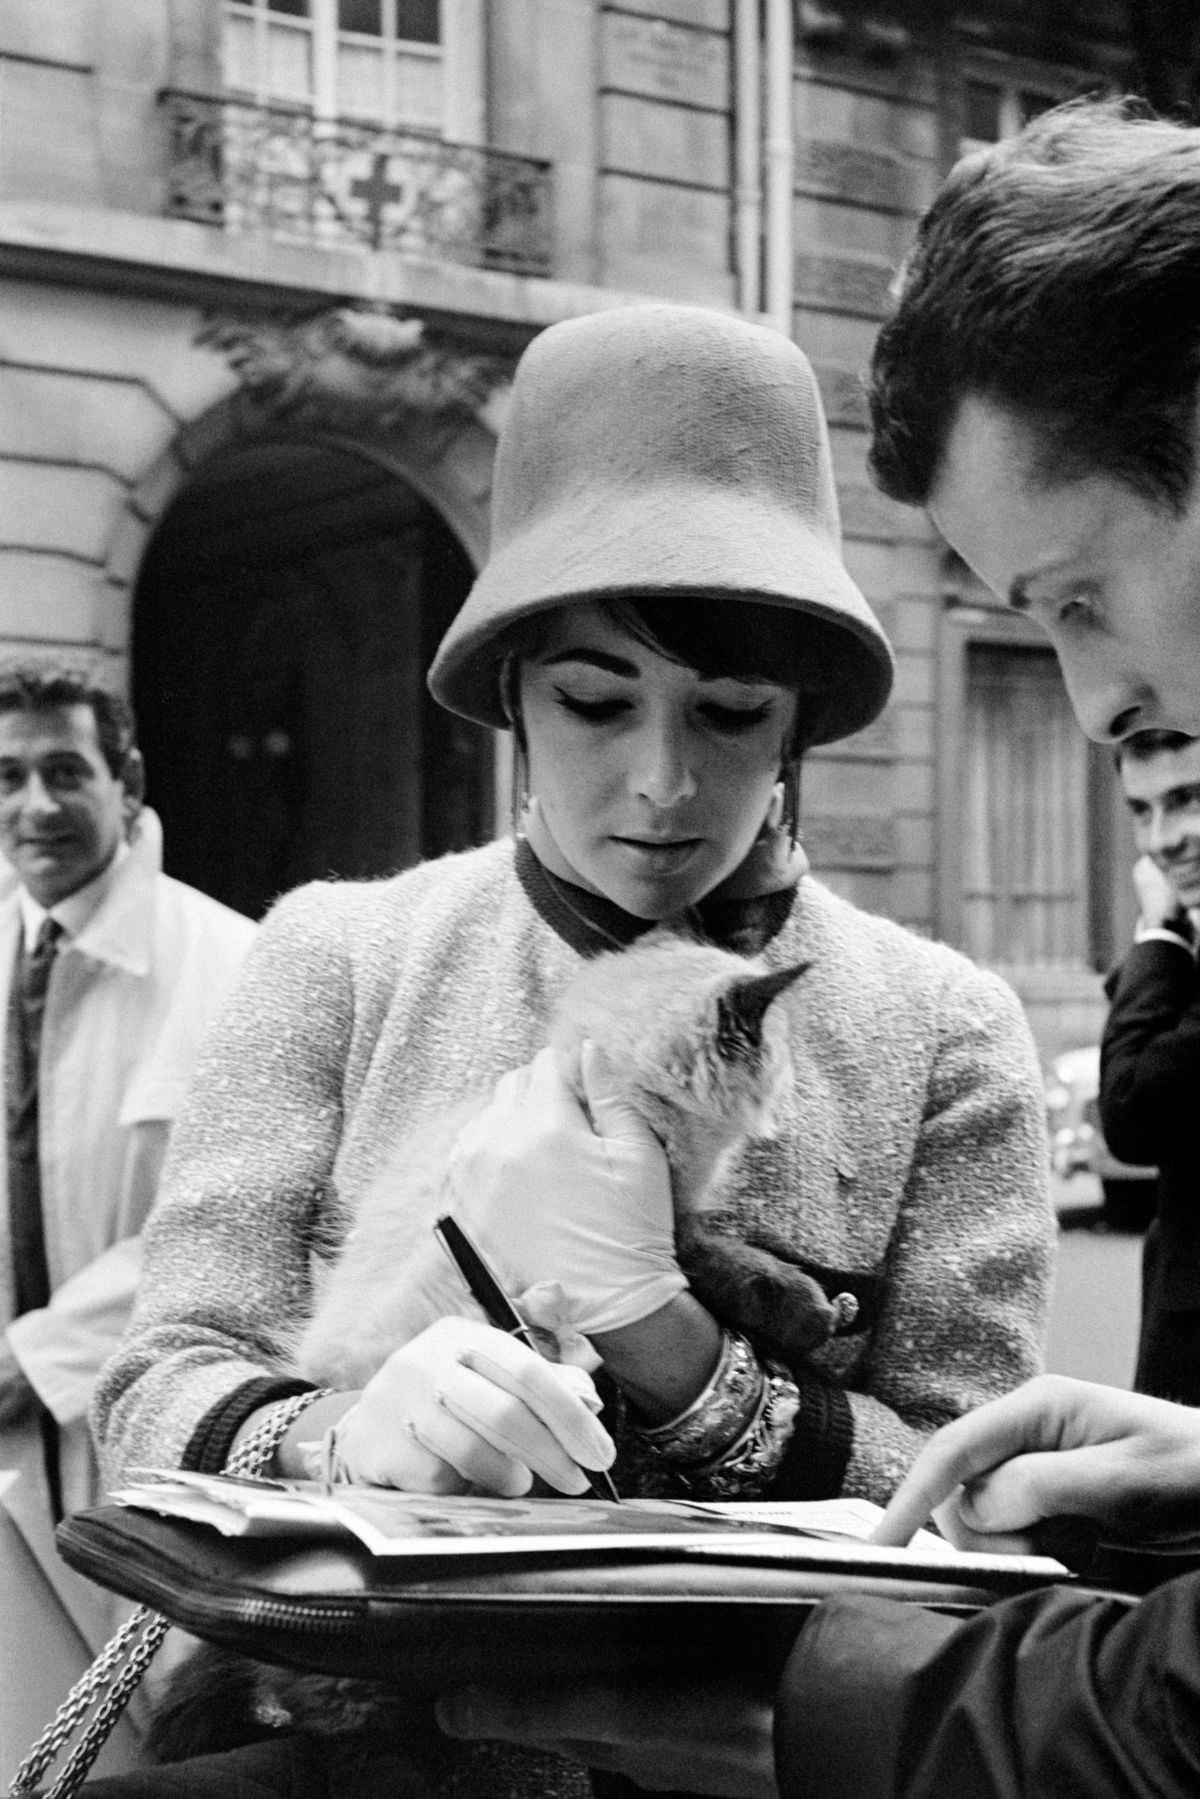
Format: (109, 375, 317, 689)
(158, 89, 553, 279)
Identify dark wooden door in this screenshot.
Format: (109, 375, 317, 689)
(132, 448, 488, 917)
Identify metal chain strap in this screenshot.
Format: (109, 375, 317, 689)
(6, 1388, 334, 1798)
(28, 1612, 171, 1799)
(7, 1606, 162, 1794)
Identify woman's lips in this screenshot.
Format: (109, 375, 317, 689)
(611, 836, 702, 872)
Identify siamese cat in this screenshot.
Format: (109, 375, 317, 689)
(297, 926, 856, 1386)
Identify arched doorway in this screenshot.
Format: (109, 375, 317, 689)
(132, 439, 487, 919)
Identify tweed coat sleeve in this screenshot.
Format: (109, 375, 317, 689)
(92, 882, 357, 1483)
(837, 960, 1056, 1503)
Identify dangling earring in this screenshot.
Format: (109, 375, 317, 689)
(499, 654, 531, 837)
(510, 738, 530, 837)
(782, 760, 802, 850)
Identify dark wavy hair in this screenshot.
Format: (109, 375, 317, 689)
(0, 658, 137, 777)
(869, 97, 1200, 514)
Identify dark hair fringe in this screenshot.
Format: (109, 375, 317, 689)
(502, 594, 841, 754)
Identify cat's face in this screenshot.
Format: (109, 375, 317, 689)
(551, 932, 806, 1149)
(518, 603, 797, 919)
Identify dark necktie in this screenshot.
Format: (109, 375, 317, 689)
(7, 918, 63, 1516)
(8, 917, 63, 1281)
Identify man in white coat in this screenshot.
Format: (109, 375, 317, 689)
(0, 661, 257, 1784)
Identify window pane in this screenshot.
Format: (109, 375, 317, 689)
(224, 13, 257, 88)
(396, 0, 440, 45)
(392, 49, 443, 126)
(963, 645, 1088, 966)
(1019, 87, 1056, 124)
(266, 23, 313, 101)
(340, 0, 382, 34)
(267, 0, 310, 16)
(964, 79, 1001, 143)
(337, 42, 384, 116)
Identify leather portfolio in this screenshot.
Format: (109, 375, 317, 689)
(57, 1497, 1083, 1694)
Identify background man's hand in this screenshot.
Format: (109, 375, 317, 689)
(1133, 852, 1190, 929)
(873, 1374, 1200, 1553)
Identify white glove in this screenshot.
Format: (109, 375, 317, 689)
(334, 1315, 615, 1497)
(444, 1043, 685, 1336)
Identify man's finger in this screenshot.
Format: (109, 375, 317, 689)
(872, 1382, 1072, 1546)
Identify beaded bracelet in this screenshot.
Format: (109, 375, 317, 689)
(634, 1330, 765, 1466)
(676, 1361, 802, 1498)
(224, 1388, 338, 1479)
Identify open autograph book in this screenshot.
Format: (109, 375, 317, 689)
(105, 1471, 1068, 1581)
(56, 1467, 1086, 1691)
(54, 1471, 1095, 1693)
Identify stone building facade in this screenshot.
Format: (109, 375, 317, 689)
(0, 0, 1175, 1051)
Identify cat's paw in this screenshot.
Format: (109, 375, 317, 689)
(677, 1229, 846, 1361)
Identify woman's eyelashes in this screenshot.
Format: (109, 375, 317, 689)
(699, 701, 774, 733)
(552, 688, 776, 732)
(553, 689, 627, 722)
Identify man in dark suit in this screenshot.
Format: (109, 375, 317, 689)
(1100, 728, 1200, 1403)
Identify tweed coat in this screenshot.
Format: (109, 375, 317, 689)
(95, 838, 1053, 1506)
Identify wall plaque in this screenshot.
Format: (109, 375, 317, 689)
(603, 13, 728, 108)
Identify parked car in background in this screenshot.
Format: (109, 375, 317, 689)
(1045, 1044, 1158, 1231)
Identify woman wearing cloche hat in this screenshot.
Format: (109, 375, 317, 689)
(90, 305, 1052, 1798)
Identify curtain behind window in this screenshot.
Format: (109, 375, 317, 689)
(963, 643, 1089, 967)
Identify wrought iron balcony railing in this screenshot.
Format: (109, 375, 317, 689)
(158, 89, 553, 278)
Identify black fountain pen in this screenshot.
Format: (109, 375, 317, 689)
(434, 1213, 621, 1503)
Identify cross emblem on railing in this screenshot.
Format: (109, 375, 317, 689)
(158, 90, 554, 275)
(351, 151, 402, 248)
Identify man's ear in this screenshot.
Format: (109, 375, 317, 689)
(121, 748, 146, 835)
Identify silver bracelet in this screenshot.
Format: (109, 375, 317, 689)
(313, 1402, 360, 1490)
(224, 1388, 337, 1478)
(676, 1361, 801, 1498)
(634, 1331, 765, 1465)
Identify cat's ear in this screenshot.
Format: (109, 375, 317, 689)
(716, 961, 808, 1056)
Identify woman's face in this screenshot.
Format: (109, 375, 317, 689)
(518, 602, 798, 918)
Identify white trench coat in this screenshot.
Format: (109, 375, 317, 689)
(0, 812, 256, 1783)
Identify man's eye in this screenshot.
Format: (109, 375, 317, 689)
(1056, 590, 1096, 625)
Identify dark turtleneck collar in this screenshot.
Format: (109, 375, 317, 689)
(514, 836, 799, 959)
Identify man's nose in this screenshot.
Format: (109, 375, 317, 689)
(632, 727, 697, 808)
(1056, 636, 1157, 745)
(1145, 808, 1184, 859)
(20, 773, 58, 813)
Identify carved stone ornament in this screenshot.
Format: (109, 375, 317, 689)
(198, 306, 512, 434)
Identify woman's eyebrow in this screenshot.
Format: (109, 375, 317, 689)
(537, 648, 640, 676)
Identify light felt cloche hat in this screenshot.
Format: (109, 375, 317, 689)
(428, 303, 894, 746)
